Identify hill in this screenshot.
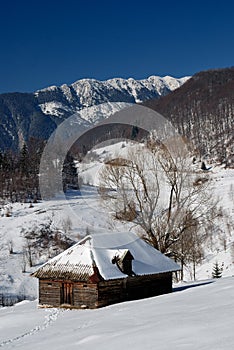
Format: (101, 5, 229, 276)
(144, 67, 234, 166)
(0, 277, 233, 349)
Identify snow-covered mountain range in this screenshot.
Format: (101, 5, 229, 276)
(1, 68, 233, 166)
(36, 75, 189, 117)
(35, 75, 189, 145)
(0, 75, 189, 151)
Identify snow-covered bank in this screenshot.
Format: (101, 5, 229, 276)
(0, 277, 233, 349)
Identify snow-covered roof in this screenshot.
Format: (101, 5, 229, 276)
(32, 232, 180, 281)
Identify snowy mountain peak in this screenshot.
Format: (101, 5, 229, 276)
(37, 74, 190, 102)
(35, 74, 190, 119)
(32, 74, 192, 131)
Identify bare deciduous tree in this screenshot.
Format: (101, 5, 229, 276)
(24, 238, 34, 267)
(21, 249, 27, 272)
(99, 140, 220, 279)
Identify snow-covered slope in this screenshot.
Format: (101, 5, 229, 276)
(193, 167, 234, 280)
(0, 277, 233, 349)
(78, 142, 234, 281)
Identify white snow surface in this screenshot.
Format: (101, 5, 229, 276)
(39, 101, 72, 116)
(0, 277, 233, 349)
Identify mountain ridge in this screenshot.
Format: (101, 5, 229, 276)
(35, 75, 189, 115)
(0, 75, 189, 151)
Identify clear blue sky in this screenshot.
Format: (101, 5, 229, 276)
(1, 0, 234, 93)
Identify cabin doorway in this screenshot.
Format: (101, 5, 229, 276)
(61, 283, 73, 305)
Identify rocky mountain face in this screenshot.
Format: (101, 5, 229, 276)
(0, 76, 188, 151)
(144, 67, 234, 167)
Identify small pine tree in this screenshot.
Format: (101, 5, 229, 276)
(131, 125, 139, 140)
(62, 153, 78, 192)
(19, 143, 29, 175)
(212, 261, 222, 278)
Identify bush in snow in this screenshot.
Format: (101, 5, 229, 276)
(21, 218, 75, 268)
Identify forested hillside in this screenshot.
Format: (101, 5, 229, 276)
(144, 68, 234, 167)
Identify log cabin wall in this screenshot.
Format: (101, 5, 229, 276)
(38, 272, 172, 309)
(39, 279, 98, 308)
(73, 282, 98, 308)
(125, 272, 172, 301)
(97, 272, 172, 308)
(39, 280, 61, 307)
(97, 279, 125, 307)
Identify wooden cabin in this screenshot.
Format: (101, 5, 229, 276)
(32, 232, 180, 309)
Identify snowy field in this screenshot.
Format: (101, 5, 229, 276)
(0, 277, 233, 350)
(0, 141, 233, 349)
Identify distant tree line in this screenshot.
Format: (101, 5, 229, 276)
(70, 124, 146, 156)
(0, 138, 79, 203)
(0, 138, 45, 202)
